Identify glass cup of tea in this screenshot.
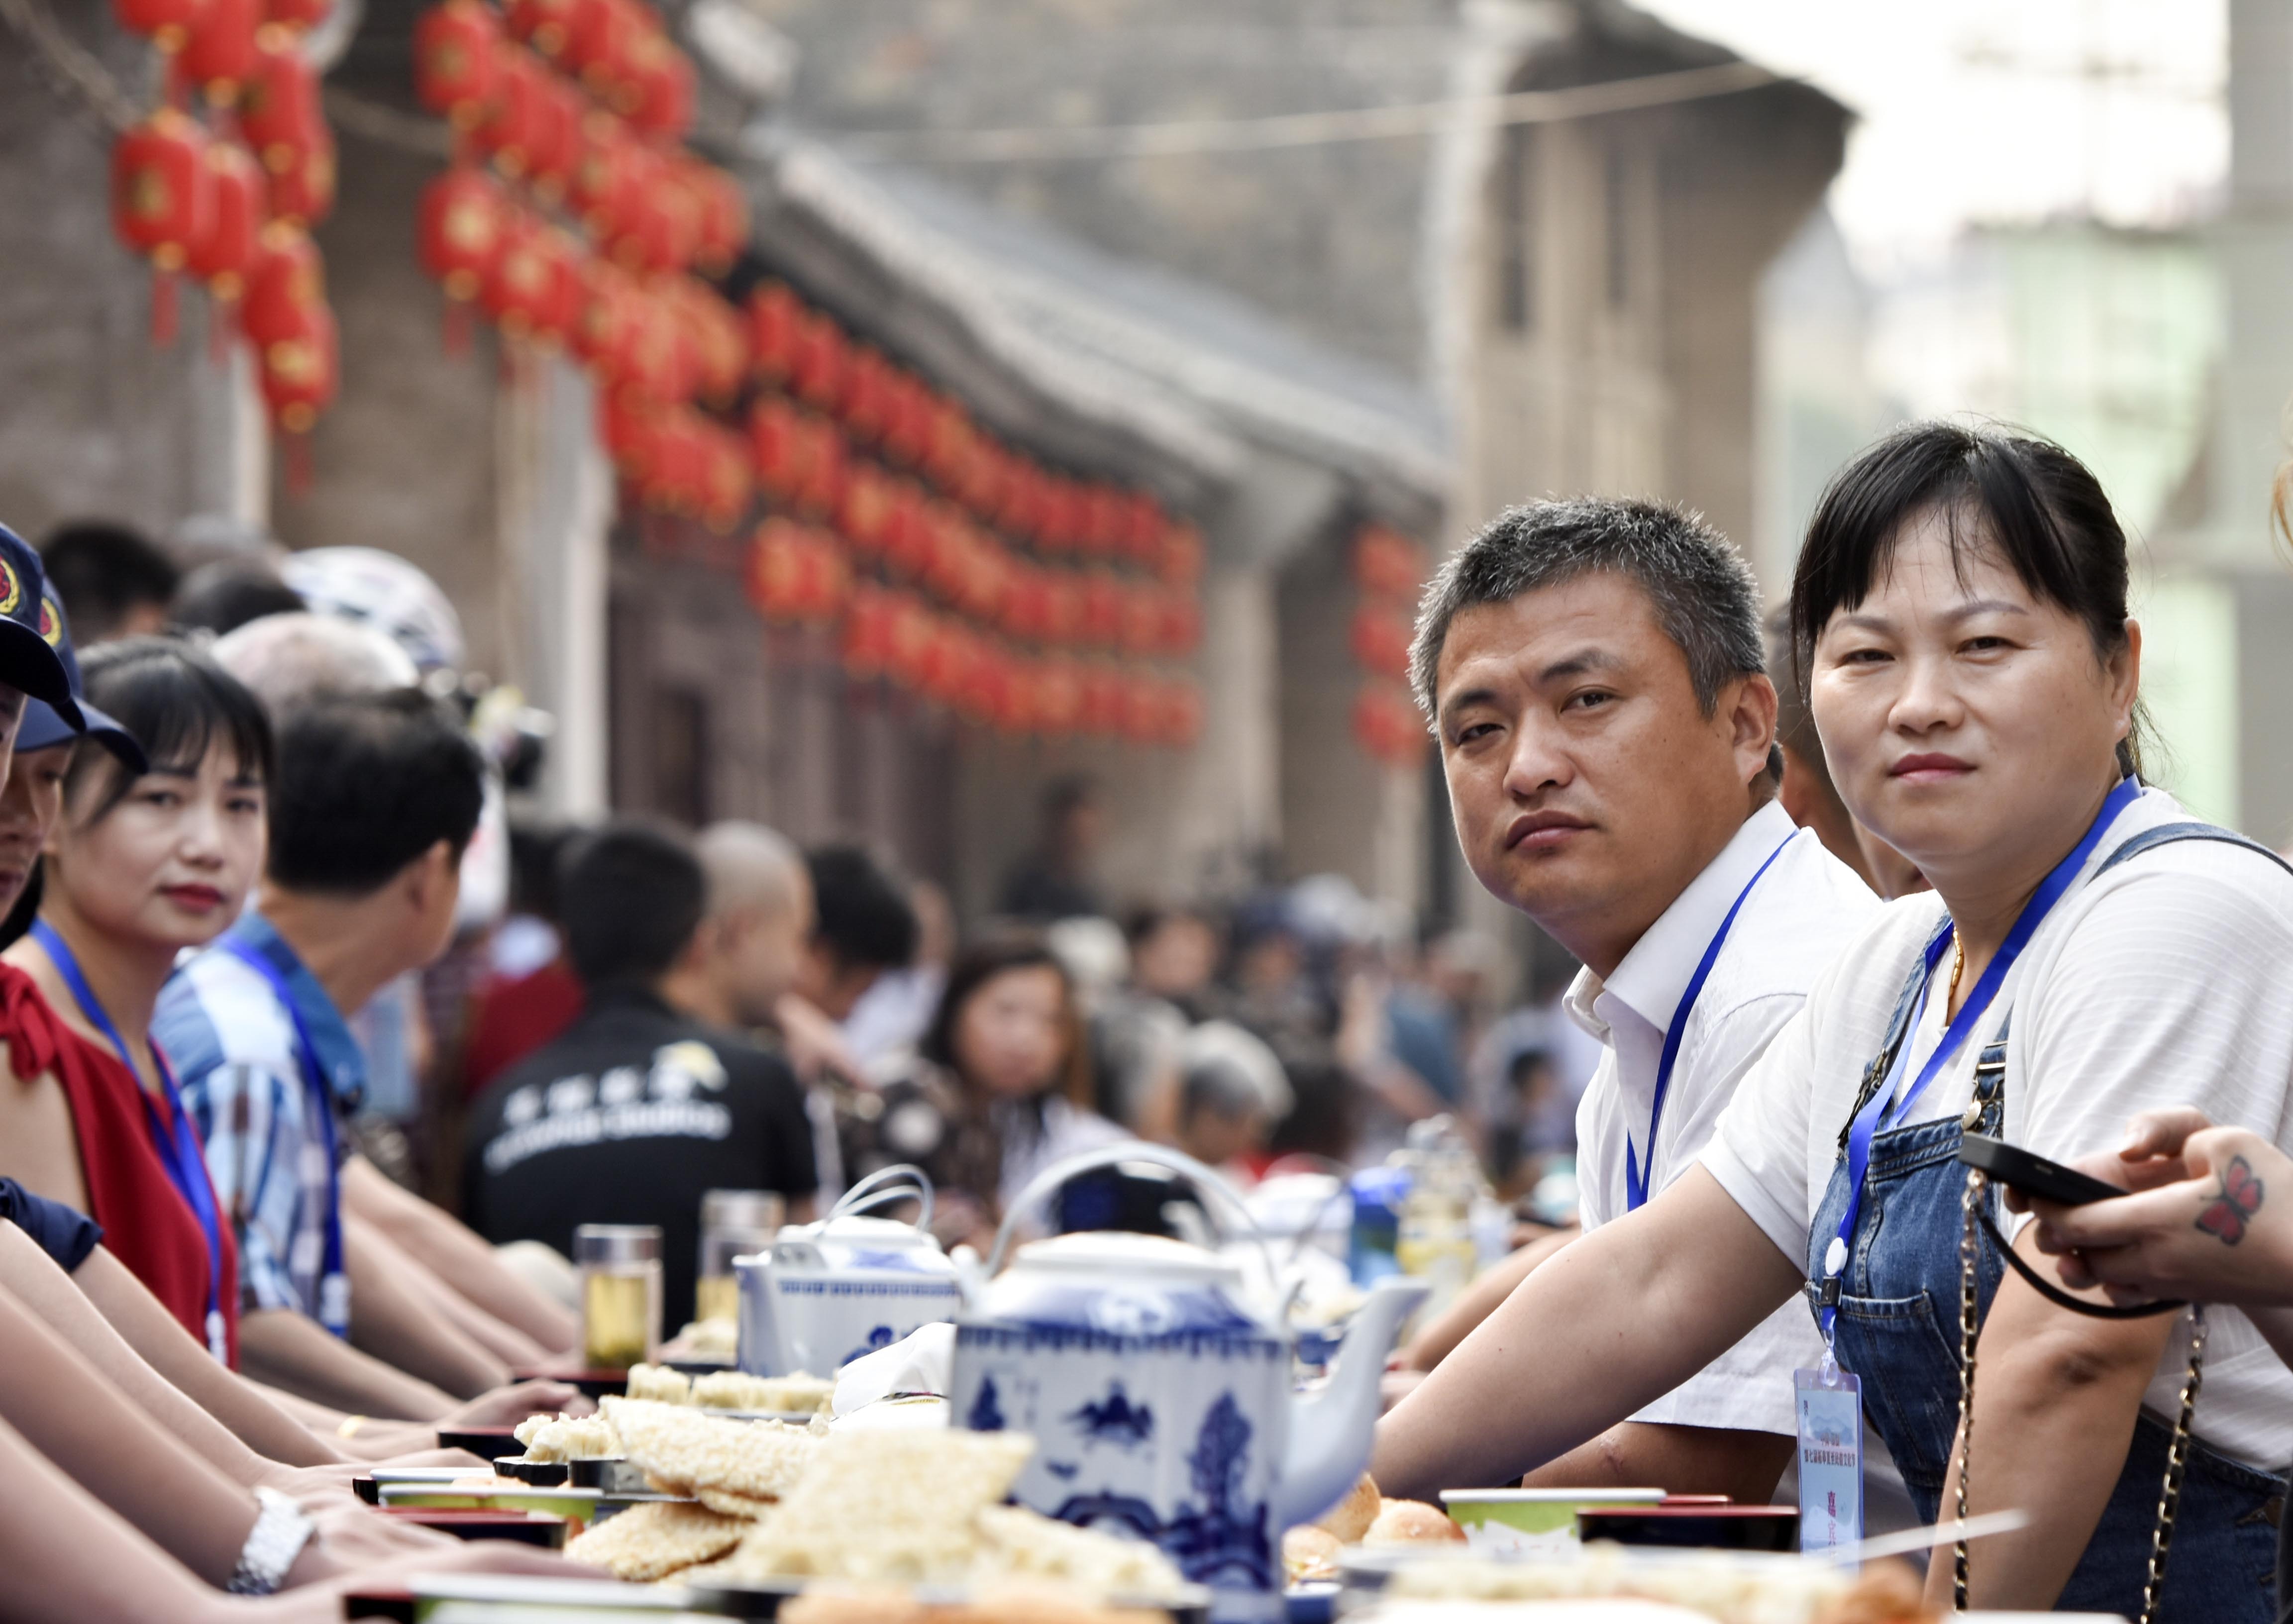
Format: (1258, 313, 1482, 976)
(574, 1224, 662, 1370)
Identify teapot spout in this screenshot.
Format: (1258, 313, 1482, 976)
(1272, 1276, 1429, 1530)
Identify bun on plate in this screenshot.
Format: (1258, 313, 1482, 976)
(1314, 1472, 1381, 1543)
(1361, 1498, 1466, 1545)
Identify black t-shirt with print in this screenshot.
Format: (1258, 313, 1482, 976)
(462, 987, 816, 1328)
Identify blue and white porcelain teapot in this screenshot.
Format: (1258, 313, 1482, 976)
(948, 1145, 1427, 1624)
(737, 1165, 964, 1378)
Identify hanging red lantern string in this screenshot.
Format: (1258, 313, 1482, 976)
(561, 0, 638, 105)
(263, 0, 326, 34)
(112, 108, 214, 345)
(690, 162, 747, 277)
(256, 292, 336, 435)
(748, 280, 800, 387)
(523, 78, 582, 204)
(264, 118, 334, 224)
(621, 22, 693, 140)
(242, 218, 323, 348)
(185, 137, 261, 358)
(505, 0, 576, 64)
(473, 43, 548, 178)
(238, 25, 317, 169)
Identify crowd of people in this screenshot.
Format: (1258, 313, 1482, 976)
(6, 415, 2293, 1620)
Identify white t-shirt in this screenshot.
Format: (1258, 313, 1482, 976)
(1570, 799, 1882, 1434)
(1703, 785, 2293, 1468)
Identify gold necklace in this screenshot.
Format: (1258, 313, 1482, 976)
(1947, 936, 1967, 1009)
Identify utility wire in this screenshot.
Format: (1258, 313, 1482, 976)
(830, 59, 1784, 165)
(0, 0, 141, 132)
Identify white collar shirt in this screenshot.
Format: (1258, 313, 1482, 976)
(1567, 798, 1882, 1434)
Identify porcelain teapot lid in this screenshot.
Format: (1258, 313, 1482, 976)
(800, 1213, 941, 1249)
(1005, 1229, 1246, 1290)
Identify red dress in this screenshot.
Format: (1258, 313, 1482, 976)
(0, 965, 239, 1364)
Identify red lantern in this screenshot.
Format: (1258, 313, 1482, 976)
(749, 282, 801, 385)
(599, 390, 660, 481)
(568, 110, 636, 238)
(620, 283, 694, 402)
(1349, 604, 1412, 683)
(1041, 573, 1082, 645)
(702, 425, 752, 532)
(478, 206, 553, 335)
(244, 218, 322, 331)
(789, 308, 845, 410)
(256, 295, 337, 432)
(265, 119, 334, 225)
(836, 463, 894, 555)
(570, 254, 637, 375)
(794, 414, 845, 517)
(180, 0, 259, 101)
(417, 166, 506, 304)
(665, 278, 744, 403)
(1159, 521, 1204, 588)
(524, 79, 582, 203)
(748, 396, 804, 503)
(473, 44, 548, 178)
(112, 109, 212, 273)
(115, 0, 207, 53)
(505, 0, 575, 61)
(413, 0, 502, 127)
(622, 24, 694, 140)
(840, 582, 891, 677)
(263, 0, 326, 33)
(691, 164, 748, 276)
(1354, 525, 1422, 600)
(238, 26, 319, 171)
(185, 138, 261, 302)
(113, 110, 213, 345)
(562, 0, 638, 100)
(746, 517, 807, 620)
(1081, 572, 1122, 647)
(1159, 592, 1202, 656)
(1119, 584, 1162, 657)
(878, 369, 928, 466)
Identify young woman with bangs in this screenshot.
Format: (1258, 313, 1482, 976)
(0, 637, 272, 1363)
(1376, 422, 2293, 1622)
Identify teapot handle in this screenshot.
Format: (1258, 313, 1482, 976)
(984, 1143, 1277, 1284)
(831, 1163, 936, 1235)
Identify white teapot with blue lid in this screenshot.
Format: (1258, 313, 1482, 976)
(737, 1165, 964, 1378)
(947, 1145, 1428, 1623)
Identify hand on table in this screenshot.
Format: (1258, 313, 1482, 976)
(2007, 1108, 2293, 1309)
(441, 1380, 586, 1427)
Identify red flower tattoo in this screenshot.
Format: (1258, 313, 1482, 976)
(2194, 1156, 2265, 1246)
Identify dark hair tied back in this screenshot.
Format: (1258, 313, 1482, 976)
(1789, 421, 2144, 779)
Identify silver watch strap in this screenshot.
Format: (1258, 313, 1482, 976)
(227, 1486, 316, 1596)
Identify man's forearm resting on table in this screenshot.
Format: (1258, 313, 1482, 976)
(341, 1157, 579, 1352)
(1933, 1228, 2174, 1614)
(343, 1216, 511, 1398)
(240, 1307, 459, 1420)
(1373, 1166, 1800, 1501)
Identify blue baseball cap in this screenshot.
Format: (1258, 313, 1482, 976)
(0, 528, 82, 734)
(10, 553, 144, 770)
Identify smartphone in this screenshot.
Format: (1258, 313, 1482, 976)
(1958, 1132, 2125, 1206)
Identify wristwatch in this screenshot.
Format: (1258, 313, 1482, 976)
(227, 1486, 317, 1596)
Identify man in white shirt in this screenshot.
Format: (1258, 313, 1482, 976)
(1413, 497, 1878, 1497)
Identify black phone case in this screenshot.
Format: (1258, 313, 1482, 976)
(1958, 1132, 2124, 1206)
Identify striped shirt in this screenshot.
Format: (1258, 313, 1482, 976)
(154, 914, 362, 1332)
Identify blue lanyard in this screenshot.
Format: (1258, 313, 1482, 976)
(1624, 832, 1796, 1210)
(217, 937, 351, 1338)
(1816, 776, 2141, 1341)
(32, 919, 231, 1362)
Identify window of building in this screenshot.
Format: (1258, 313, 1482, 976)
(1604, 142, 1631, 309)
(1497, 122, 1536, 332)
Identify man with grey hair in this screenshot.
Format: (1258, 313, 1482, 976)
(681, 820, 817, 1032)
(1400, 498, 1877, 1500)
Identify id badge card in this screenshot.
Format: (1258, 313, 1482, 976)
(1794, 1364, 1863, 1552)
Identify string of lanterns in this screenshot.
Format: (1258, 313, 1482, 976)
(1349, 524, 1428, 767)
(407, 0, 1206, 748)
(109, 0, 340, 436)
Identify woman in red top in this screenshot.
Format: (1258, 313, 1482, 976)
(0, 639, 271, 1362)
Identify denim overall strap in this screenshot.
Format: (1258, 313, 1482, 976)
(1804, 818, 2291, 1621)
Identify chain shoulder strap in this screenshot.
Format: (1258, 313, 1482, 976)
(1955, 1161, 2207, 1622)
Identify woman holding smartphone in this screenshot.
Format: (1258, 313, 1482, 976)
(0, 638, 270, 1362)
(1377, 421, 2293, 1621)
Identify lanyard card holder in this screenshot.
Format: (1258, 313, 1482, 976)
(1794, 1361, 1863, 1552)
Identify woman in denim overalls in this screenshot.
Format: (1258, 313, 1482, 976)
(1378, 422, 2292, 1621)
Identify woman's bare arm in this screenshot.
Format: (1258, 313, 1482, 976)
(69, 1246, 348, 1466)
(1373, 1165, 1801, 1501)
(341, 1213, 512, 1398)
(1932, 1225, 2177, 1614)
